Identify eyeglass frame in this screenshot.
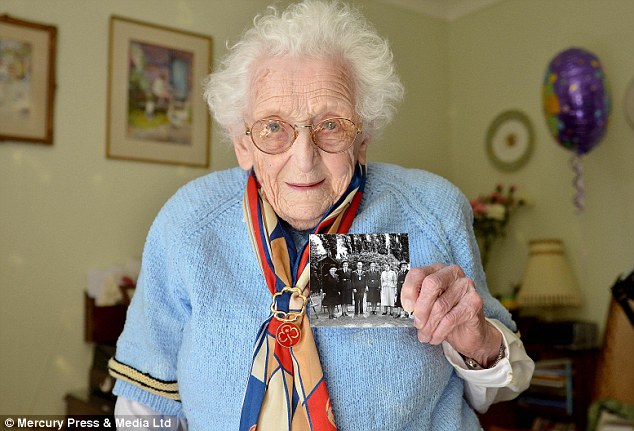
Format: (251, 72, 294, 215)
(244, 117, 362, 155)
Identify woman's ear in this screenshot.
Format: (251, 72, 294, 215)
(231, 129, 254, 170)
(356, 135, 370, 165)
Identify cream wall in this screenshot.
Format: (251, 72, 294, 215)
(361, 1, 450, 175)
(5, 0, 632, 417)
(448, 1, 634, 327)
(0, 0, 447, 414)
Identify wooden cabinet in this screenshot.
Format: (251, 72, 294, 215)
(65, 390, 115, 430)
(65, 389, 114, 415)
(479, 345, 598, 431)
(64, 294, 125, 428)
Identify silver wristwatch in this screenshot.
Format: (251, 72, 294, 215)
(462, 343, 505, 370)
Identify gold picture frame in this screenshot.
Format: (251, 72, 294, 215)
(0, 15, 57, 145)
(106, 16, 212, 167)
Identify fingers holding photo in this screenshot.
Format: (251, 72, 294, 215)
(402, 263, 488, 349)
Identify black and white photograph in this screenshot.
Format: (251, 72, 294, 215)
(309, 233, 411, 327)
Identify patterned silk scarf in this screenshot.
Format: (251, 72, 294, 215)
(239, 164, 366, 431)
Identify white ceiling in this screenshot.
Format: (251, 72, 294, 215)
(378, 0, 506, 22)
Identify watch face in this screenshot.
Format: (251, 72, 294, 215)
(463, 356, 483, 370)
(486, 110, 534, 172)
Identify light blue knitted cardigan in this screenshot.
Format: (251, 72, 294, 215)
(112, 162, 515, 431)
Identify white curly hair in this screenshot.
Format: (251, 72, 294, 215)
(203, 0, 404, 141)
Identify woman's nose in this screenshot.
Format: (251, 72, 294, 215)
(290, 127, 319, 172)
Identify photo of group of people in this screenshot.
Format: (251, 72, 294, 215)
(308, 233, 412, 327)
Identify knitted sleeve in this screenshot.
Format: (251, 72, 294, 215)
(373, 163, 517, 332)
(109, 203, 190, 416)
(441, 185, 517, 332)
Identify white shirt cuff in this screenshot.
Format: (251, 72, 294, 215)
(442, 318, 535, 412)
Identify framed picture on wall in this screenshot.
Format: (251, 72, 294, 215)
(0, 15, 57, 145)
(106, 16, 212, 167)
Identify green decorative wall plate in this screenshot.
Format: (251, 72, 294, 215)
(486, 110, 534, 172)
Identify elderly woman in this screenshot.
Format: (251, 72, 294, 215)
(109, 1, 534, 430)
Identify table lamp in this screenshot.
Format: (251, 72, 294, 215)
(517, 239, 582, 318)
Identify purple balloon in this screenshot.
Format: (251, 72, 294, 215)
(542, 47, 611, 155)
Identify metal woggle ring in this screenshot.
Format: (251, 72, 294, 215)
(270, 286, 308, 322)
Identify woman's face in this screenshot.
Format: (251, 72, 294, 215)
(233, 56, 368, 230)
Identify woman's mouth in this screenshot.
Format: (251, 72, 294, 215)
(286, 180, 325, 190)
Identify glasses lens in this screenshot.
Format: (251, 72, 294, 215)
(313, 118, 358, 153)
(251, 119, 293, 154)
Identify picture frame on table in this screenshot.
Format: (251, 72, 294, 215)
(106, 16, 212, 167)
(0, 15, 57, 145)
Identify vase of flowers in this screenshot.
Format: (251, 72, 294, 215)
(470, 184, 524, 268)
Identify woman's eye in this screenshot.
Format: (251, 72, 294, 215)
(323, 120, 338, 131)
(267, 122, 281, 133)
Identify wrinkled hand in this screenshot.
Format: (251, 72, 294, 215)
(401, 263, 501, 366)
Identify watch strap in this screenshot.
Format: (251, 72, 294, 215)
(461, 342, 505, 370)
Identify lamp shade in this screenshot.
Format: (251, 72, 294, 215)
(517, 239, 582, 307)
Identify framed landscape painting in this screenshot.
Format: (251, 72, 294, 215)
(106, 16, 212, 167)
(0, 15, 57, 145)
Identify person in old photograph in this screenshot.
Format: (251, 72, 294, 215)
(337, 261, 352, 317)
(323, 265, 341, 319)
(395, 261, 410, 318)
(380, 263, 397, 316)
(109, 1, 534, 430)
(351, 261, 367, 316)
(366, 262, 381, 315)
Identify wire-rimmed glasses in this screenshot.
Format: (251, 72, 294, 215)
(245, 117, 362, 155)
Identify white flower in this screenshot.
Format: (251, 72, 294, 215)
(485, 203, 506, 221)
